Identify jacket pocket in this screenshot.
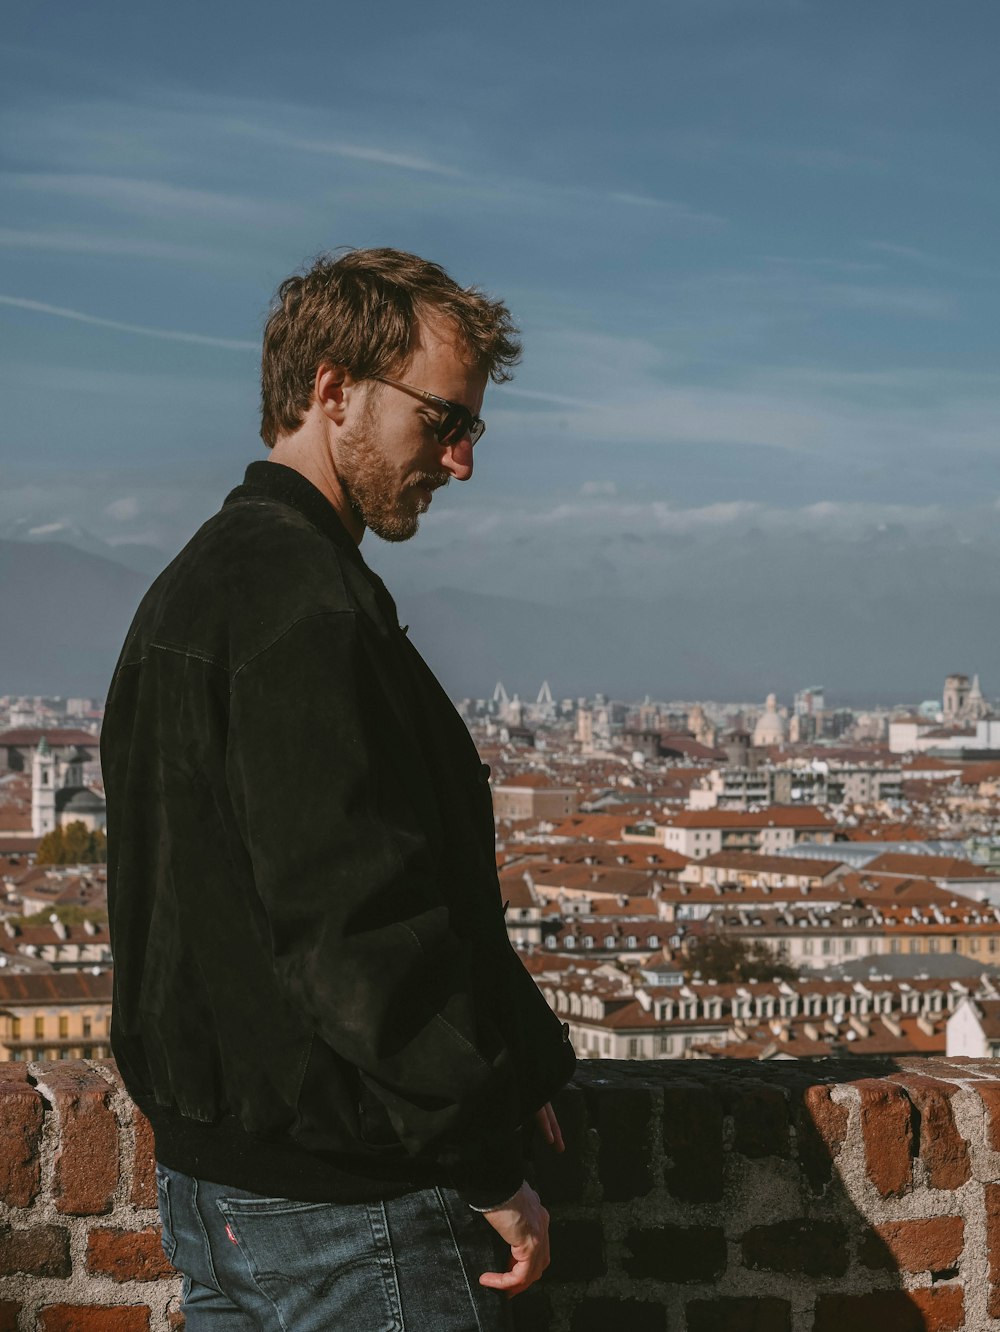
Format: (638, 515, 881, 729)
(357, 1075, 400, 1148)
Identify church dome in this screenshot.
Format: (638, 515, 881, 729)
(752, 693, 786, 747)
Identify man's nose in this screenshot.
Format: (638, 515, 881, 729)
(440, 435, 474, 481)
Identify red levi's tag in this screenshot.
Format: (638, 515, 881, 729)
(225, 1224, 238, 1245)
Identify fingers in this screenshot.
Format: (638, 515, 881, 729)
(479, 1245, 549, 1297)
(478, 1257, 532, 1295)
(547, 1104, 565, 1153)
(536, 1102, 565, 1153)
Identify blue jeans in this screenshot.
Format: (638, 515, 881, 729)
(155, 1162, 515, 1331)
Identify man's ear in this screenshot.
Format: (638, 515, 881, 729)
(314, 363, 354, 425)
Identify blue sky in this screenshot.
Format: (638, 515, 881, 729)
(2, 0, 1000, 622)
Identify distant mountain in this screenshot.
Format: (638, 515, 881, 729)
(2, 534, 996, 704)
(0, 540, 151, 696)
(3, 519, 169, 576)
(397, 582, 998, 705)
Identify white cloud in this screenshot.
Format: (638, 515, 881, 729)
(105, 497, 140, 521)
(5, 172, 298, 225)
(0, 296, 257, 351)
(226, 123, 463, 177)
(580, 480, 617, 496)
(0, 227, 217, 263)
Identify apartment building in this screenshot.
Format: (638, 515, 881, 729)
(0, 972, 112, 1061)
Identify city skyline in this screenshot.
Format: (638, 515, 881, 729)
(2, 1, 1000, 665)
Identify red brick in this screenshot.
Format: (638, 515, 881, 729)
(588, 1086, 653, 1201)
(623, 1224, 726, 1282)
(987, 1181, 1000, 1318)
(814, 1286, 963, 1331)
(686, 1298, 791, 1332)
(0, 1072, 45, 1208)
(33, 1062, 119, 1215)
(797, 1083, 849, 1194)
(976, 1084, 1000, 1152)
(892, 1075, 970, 1190)
(39, 1308, 151, 1332)
(859, 1217, 964, 1273)
(662, 1080, 724, 1202)
(742, 1220, 847, 1277)
(86, 1226, 177, 1282)
(729, 1081, 789, 1159)
(130, 1106, 157, 1209)
(0, 1224, 71, 1278)
(0, 1302, 19, 1332)
(857, 1078, 915, 1197)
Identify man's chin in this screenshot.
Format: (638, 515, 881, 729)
(365, 512, 421, 543)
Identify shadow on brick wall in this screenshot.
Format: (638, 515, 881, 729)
(511, 1057, 995, 1332)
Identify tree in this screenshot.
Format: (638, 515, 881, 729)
(684, 932, 797, 983)
(32, 822, 107, 865)
(61, 821, 92, 863)
(35, 829, 64, 865)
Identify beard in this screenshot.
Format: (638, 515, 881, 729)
(336, 408, 447, 543)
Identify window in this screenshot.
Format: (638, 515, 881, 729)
(58, 1015, 69, 1039)
(627, 1038, 640, 1057)
(928, 938, 940, 953)
(11, 1018, 20, 1040)
(802, 939, 814, 954)
(991, 938, 999, 954)
(647, 935, 658, 948)
(82, 1015, 92, 1037)
(582, 935, 594, 949)
(951, 938, 959, 953)
(843, 939, 854, 955)
(605, 936, 616, 949)
(625, 935, 637, 949)
(822, 939, 832, 955)
(658, 1035, 675, 1054)
(891, 939, 902, 953)
(34, 1017, 44, 1039)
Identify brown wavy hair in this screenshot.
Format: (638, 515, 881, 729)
(259, 247, 522, 447)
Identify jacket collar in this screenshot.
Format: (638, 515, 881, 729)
(226, 461, 364, 563)
(227, 460, 402, 628)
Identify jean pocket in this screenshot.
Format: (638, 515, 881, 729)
(155, 1169, 179, 1265)
(214, 1196, 402, 1332)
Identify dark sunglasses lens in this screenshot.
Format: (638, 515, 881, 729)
(438, 407, 474, 446)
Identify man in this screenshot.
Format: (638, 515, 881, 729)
(101, 247, 576, 1331)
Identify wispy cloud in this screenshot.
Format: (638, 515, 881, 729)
(865, 240, 935, 263)
(226, 122, 463, 177)
(0, 226, 216, 263)
(605, 191, 726, 227)
(0, 296, 257, 351)
(5, 172, 297, 225)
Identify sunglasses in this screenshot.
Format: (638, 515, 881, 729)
(371, 375, 486, 448)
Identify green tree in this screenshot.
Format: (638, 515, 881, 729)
(33, 822, 107, 865)
(685, 932, 797, 983)
(35, 828, 66, 865)
(61, 820, 92, 863)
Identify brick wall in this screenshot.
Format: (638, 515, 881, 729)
(2, 1057, 1000, 1330)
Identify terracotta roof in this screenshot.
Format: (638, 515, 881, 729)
(694, 852, 845, 877)
(864, 853, 994, 880)
(0, 729, 98, 748)
(666, 806, 834, 830)
(0, 972, 112, 1004)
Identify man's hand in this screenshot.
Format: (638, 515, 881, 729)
(534, 1101, 565, 1152)
(478, 1181, 550, 1297)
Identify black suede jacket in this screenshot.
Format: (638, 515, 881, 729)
(102, 461, 575, 1208)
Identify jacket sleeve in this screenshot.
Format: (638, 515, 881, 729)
(225, 608, 525, 1206)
